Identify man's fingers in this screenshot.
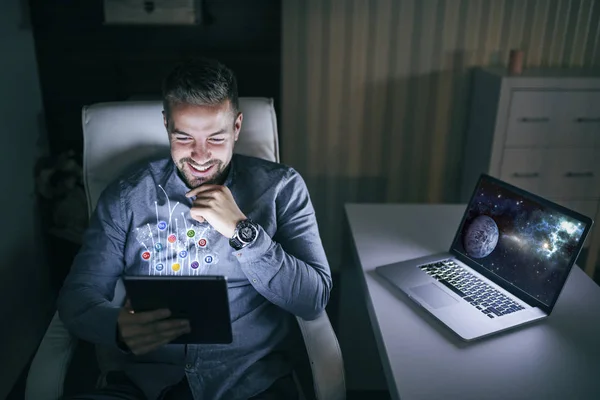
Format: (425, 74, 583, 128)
(128, 308, 171, 324)
(121, 318, 190, 339)
(128, 326, 191, 355)
(132, 334, 180, 356)
(190, 208, 206, 217)
(191, 195, 217, 204)
(185, 184, 222, 198)
(189, 207, 208, 223)
(128, 325, 188, 347)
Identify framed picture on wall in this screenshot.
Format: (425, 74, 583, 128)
(103, 0, 201, 25)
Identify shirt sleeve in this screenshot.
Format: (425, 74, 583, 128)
(233, 168, 332, 320)
(57, 180, 126, 346)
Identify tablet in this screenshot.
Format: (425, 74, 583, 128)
(123, 275, 232, 344)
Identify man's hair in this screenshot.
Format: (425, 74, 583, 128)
(162, 58, 239, 120)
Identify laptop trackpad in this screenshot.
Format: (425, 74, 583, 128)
(409, 283, 458, 309)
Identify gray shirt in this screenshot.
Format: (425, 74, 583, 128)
(57, 154, 332, 399)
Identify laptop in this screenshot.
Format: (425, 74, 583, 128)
(376, 174, 593, 341)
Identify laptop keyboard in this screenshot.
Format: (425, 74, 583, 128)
(418, 259, 525, 319)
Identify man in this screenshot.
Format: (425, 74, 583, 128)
(58, 58, 332, 399)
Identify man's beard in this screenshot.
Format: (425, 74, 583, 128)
(176, 158, 228, 188)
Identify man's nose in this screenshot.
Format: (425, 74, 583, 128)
(191, 143, 212, 163)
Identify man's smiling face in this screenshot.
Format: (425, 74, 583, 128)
(164, 101, 242, 188)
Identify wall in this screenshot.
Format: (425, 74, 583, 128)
(282, 0, 600, 272)
(30, 0, 281, 154)
(0, 0, 53, 397)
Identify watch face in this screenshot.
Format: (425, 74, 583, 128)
(240, 226, 255, 242)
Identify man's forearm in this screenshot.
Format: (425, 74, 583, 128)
(234, 227, 332, 320)
(57, 223, 125, 346)
(58, 179, 127, 346)
(58, 281, 122, 346)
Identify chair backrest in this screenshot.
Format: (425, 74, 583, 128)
(82, 97, 279, 214)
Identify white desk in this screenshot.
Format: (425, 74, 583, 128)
(339, 204, 600, 400)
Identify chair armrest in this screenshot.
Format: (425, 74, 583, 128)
(25, 311, 78, 400)
(296, 313, 346, 400)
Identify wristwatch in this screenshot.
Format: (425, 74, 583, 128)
(229, 219, 259, 250)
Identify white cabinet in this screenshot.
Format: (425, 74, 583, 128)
(505, 91, 555, 147)
(556, 91, 600, 147)
(461, 68, 600, 271)
(499, 148, 545, 191)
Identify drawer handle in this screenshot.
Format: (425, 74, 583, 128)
(575, 117, 600, 123)
(565, 171, 594, 178)
(512, 172, 540, 178)
(519, 117, 549, 123)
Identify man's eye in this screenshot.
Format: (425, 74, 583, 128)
(175, 136, 191, 141)
(209, 138, 225, 143)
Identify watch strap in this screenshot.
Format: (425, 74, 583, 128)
(229, 236, 244, 250)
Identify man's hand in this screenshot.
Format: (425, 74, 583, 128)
(117, 302, 190, 356)
(186, 185, 246, 238)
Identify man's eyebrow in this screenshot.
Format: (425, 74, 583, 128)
(171, 129, 191, 136)
(170, 129, 227, 137)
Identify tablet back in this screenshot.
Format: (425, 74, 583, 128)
(123, 275, 232, 344)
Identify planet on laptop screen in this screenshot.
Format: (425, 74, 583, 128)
(452, 177, 587, 306)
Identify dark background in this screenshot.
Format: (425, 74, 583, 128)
(29, 0, 281, 155)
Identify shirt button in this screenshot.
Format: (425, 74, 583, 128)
(185, 363, 192, 369)
(252, 279, 257, 283)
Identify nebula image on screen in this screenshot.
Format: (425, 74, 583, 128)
(453, 178, 586, 306)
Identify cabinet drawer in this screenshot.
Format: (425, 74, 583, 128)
(552, 91, 600, 147)
(545, 149, 600, 198)
(505, 91, 556, 147)
(499, 149, 547, 196)
(500, 148, 600, 199)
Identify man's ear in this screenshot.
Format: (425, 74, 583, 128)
(233, 112, 243, 142)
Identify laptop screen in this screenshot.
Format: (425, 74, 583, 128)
(451, 175, 590, 308)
